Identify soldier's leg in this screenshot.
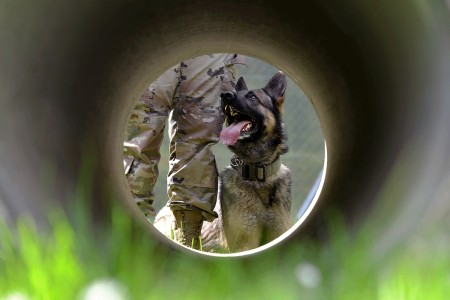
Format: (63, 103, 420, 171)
(167, 54, 246, 248)
(123, 67, 178, 220)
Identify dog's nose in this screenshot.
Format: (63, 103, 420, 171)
(220, 91, 234, 101)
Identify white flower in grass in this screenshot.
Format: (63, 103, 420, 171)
(295, 261, 322, 289)
(1, 292, 30, 300)
(79, 278, 128, 300)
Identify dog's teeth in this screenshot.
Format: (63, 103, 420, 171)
(242, 123, 251, 132)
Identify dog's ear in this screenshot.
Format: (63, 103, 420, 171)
(235, 77, 248, 92)
(265, 71, 287, 107)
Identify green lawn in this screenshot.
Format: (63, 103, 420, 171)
(1, 201, 448, 299)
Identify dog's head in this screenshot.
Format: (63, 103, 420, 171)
(220, 71, 288, 163)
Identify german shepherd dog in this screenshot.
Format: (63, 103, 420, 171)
(154, 71, 292, 253)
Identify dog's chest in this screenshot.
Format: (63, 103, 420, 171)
(220, 169, 285, 223)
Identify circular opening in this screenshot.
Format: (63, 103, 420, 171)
(122, 54, 325, 256)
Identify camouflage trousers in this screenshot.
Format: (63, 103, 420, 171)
(124, 54, 246, 221)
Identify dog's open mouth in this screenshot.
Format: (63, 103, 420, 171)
(220, 104, 258, 146)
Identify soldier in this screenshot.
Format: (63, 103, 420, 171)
(123, 54, 246, 249)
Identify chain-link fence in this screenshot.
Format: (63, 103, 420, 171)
(142, 55, 325, 219)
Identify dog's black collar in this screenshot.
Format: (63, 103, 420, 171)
(230, 157, 281, 182)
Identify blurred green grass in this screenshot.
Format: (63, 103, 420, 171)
(1, 200, 448, 299)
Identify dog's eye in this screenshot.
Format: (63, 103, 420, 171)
(248, 94, 258, 104)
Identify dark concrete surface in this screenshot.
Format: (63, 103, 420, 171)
(1, 0, 449, 255)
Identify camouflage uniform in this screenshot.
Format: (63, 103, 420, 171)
(124, 54, 246, 222)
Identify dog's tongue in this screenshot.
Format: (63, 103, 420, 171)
(220, 120, 251, 145)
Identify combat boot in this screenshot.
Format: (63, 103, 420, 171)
(172, 210, 204, 250)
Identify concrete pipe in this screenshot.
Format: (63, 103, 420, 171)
(1, 1, 449, 255)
